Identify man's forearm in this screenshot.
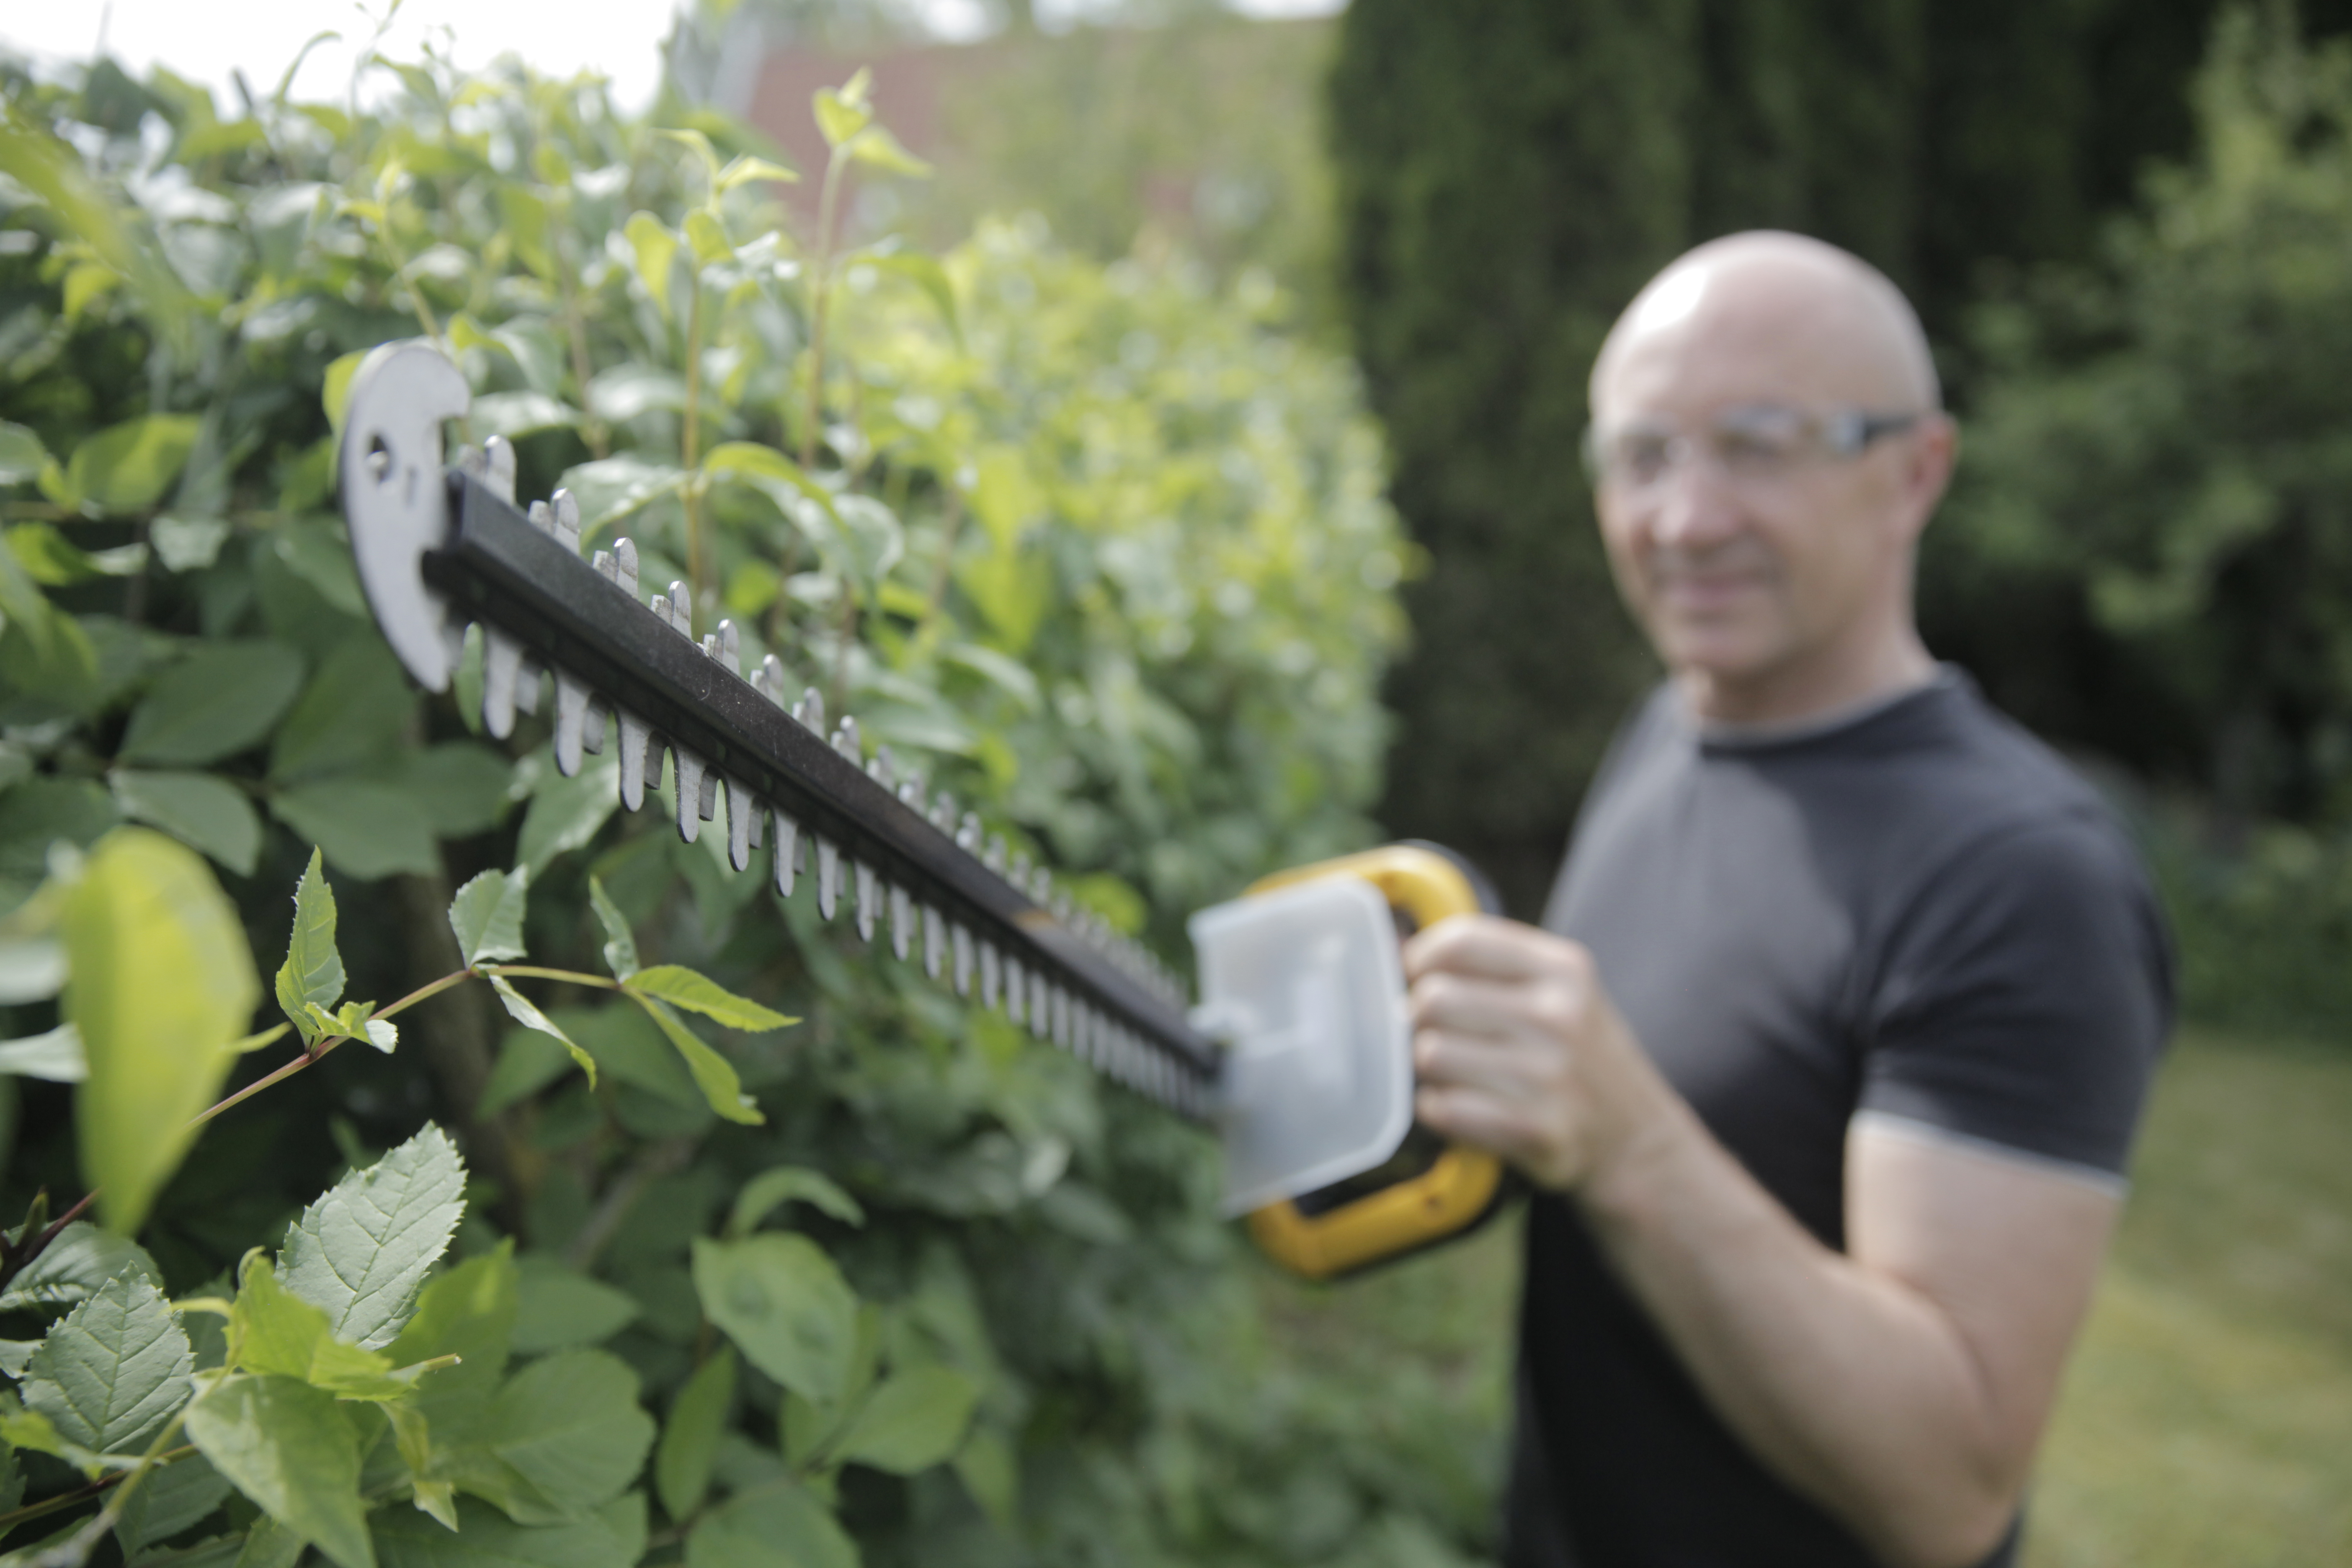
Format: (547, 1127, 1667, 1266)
(1573, 1065, 2024, 1568)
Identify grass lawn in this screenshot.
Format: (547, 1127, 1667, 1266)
(1259, 1030, 2352, 1564)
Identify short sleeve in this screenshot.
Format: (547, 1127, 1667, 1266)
(1857, 813, 2173, 1179)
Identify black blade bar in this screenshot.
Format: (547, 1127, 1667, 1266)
(423, 469, 1221, 1088)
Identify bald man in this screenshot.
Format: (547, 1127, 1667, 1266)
(1405, 233, 2170, 1568)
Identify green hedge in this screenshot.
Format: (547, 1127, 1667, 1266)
(0, 51, 1495, 1568)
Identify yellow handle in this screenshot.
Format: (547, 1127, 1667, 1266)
(1241, 844, 1505, 1280)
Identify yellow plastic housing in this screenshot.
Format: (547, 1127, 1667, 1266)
(1240, 844, 1505, 1280)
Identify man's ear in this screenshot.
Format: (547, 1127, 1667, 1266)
(1901, 413, 1959, 536)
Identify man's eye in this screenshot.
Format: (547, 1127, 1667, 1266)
(1716, 429, 1795, 471)
(1617, 438, 1672, 477)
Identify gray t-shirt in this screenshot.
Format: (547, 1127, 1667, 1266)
(1504, 671, 2172, 1568)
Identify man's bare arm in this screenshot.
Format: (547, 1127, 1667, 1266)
(1407, 915, 2117, 1568)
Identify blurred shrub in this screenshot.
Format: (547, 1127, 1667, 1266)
(2152, 819, 2352, 1040)
(0, 44, 1496, 1568)
(1935, 5, 2352, 830)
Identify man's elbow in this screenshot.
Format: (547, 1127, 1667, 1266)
(1866, 1477, 2023, 1568)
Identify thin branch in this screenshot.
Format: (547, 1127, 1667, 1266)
(0, 1447, 196, 1537)
(564, 1137, 697, 1271)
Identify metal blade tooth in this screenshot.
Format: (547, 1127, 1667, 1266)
(983, 834, 1007, 876)
(528, 498, 553, 535)
(593, 547, 616, 580)
(553, 673, 589, 776)
(1029, 970, 1050, 1041)
(831, 715, 861, 763)
(615, 538, 640, 600)
(1051, 985, 1070, 1049)
(618, 710, 650, 810)
(718, 620, 740, 676)
(1006, 958, 1026, 1026)
(869, 744, 896, 791)
(552, 488, 582, 555)
(482, 629, 522, 738)
(817, 838, 840, 919)
(667, 580, 693, 637)
(980, 941, 1001, 1011)
(923, 905, 944, 980)
(794, 685, 826, 734)
(890, 884, 913, 961)
(1073, 1004, 1094, 1065)
(760, 655, 788, 705)
(952, 923, 973, 996)
(772, 810, 799, 897)
(697, 762, 719, 821)
(1009, 851, 1032, 900)
(726, 781, 752, 872)
(955, 812, 982, 856)
(854, 862, 877, 942)
(929, 790, 957, 832)
(747, 799, 764, 848)
(675, 748, 706, 843)
(482, 435, 517, 503)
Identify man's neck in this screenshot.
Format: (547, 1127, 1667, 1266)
(1677, 631, 1937, 730)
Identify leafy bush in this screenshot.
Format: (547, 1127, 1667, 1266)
(0, 47, 1492, 1568)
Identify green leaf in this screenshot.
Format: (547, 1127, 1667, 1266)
(109, 769, 263, 876)
(449, 868, 530, 968)
(623, 965, 794, 1031)
(623, 212, 679, 321)
(726, 1168, 864, 1238)
(631, 996, 758, 1124)
(489, 975, 597, 1088)
(518, 758, 619, 875)
(448, 1350, 654, 1525)
(278, 1124, 467, 1351)
(0, 422, 50, 486)
(236, 1513, 307, 1568)
(812, 77, 872, 150)
(0, 1222, 157, 1313)
(952, 1425, 1019, 1534)
(22, 1267, 194, 1455)
(269, 781, 438, 880)
(683, 209, 732, 267)
(268, 637, 413, 783)
(384, 1243, 518, 1436)
(273, 848, 344, 1045)
(322, 351, 367, 436)
(397, 743, 513, 838)
(184, 1374, 374, 1568)
(63, 828, 258, 1235)
(686, 1478, 858, 1568)
(115, 1450, 232, 1555)
(587, 877, 638, 981)
(654, 1346, 733, 1524)
(716, 154, 798, 190)
(690, 1235, 857, 1404)
(0, 1021, 84, 1082)
(117, 641, 305, 767)
(373, 1496, 640, 1568)
(511, 1257, 639, 1355)
(843, 126, 932, 180)
(62, 414, 203, 517)
(231, 1257, 414, 1399)
(834, 1364, 978, 1475)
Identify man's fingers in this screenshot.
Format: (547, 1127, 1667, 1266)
(1414, 1026, 1559, 1099)
(1409, 970, 1552, 1039)
(1414, 1084, 1555, 1178)
(1404, 912, 1592, 985)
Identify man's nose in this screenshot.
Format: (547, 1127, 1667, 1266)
(1645, 459, 1746, 549)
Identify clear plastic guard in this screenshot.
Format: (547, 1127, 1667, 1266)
(1189, 874, 1413, 1217)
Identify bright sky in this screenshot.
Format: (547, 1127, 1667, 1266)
(2, 0, 1345, 114)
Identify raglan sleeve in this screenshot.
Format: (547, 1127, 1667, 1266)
(1854, 810, 2174, 1181)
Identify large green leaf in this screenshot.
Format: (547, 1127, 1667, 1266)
(511, 1257, 639, 1355)
(273, 847, 343, 1043)
(278, 1124, 466, 1350)
(62, 828, 258, 1234)
(232, 1258, 413, 1398)
(267, 637, 413, 782)
(632, 996, 759, 1125)
(690, 1235, 857, 1404)
(269, 780, 438, 880)
(448, 868, 529, 968)
(0, 1222, 157, 1313)
(62, 414, 203, 517)
(653, 1346, 733, 1524)
(109, 769, 263, 876)
(116, 641, 304, 768)
(184, 1374, 374, 1568)
(373, 1496, 640, 1568)
(516, 758, 619, 875)
(685, 1479, 858, 1568)
(834, 1365, 978, 1475)
(21, 1267, 193, 1455)
(487, 975, 596, 1086)
(450, 1350, 654, 1524)
(384, 1243, 518, 1444)
(115, 1451, 233, 1555)
(0, 421, 49, 486)
(726, 1168, 864, 1238)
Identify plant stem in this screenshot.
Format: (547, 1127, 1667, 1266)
(485, 965, 619, 989)
(0, 1189, 97, 1298)
(682, 259, 708, 610)
(0, 1447, 196, 1536)
(378, 968, 472, 1019)
(801, 147, 848, 472)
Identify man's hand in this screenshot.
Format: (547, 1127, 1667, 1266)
(1404, 913, 1661, 1194)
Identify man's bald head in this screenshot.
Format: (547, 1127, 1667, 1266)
(1591, 232, 1939, 421)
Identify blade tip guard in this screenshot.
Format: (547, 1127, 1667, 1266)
(339, 340, 471, 692)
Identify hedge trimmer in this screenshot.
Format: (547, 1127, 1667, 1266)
(340, 343, 1504, 1278)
